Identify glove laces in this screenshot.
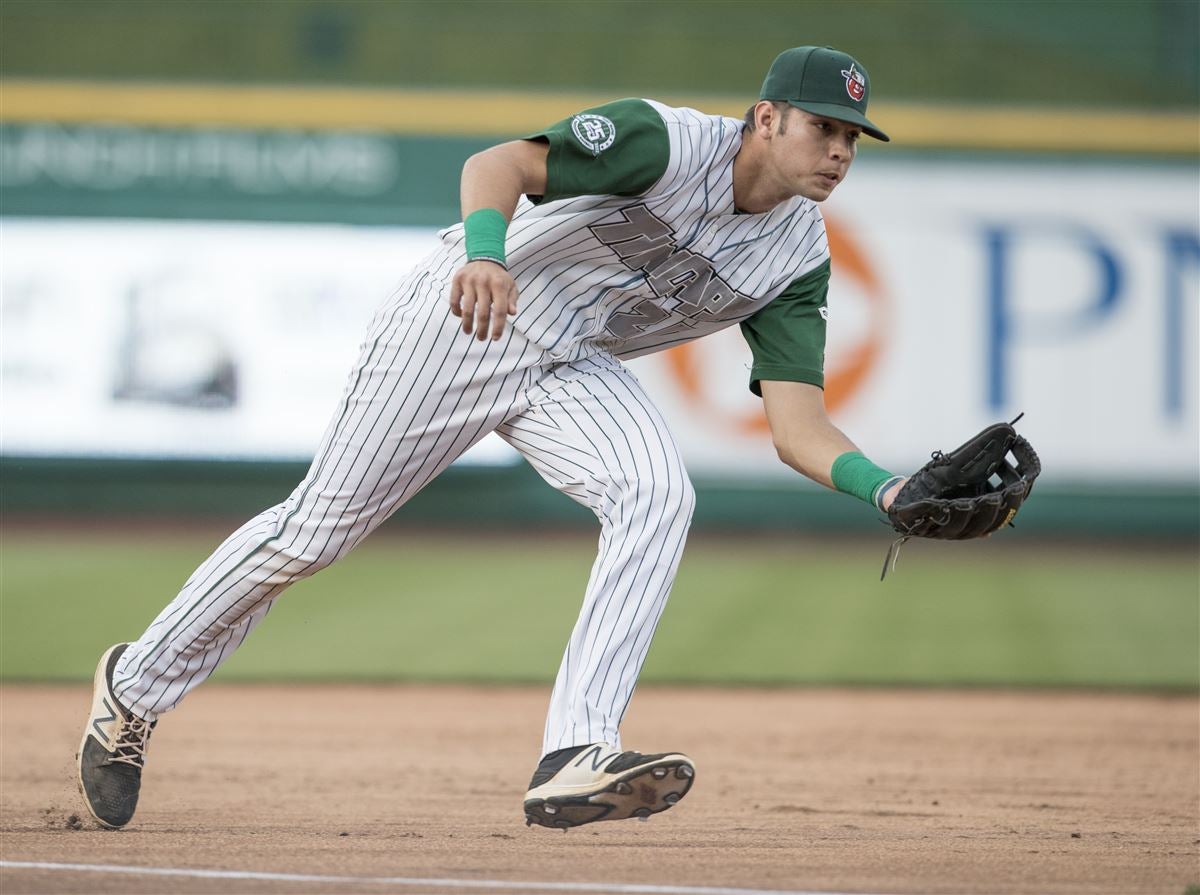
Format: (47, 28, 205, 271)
(880, 534, 911, 580)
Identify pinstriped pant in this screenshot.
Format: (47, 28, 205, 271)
(113, 274, 695, 756)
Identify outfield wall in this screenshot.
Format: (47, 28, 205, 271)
(4, 454, 1197, 539)
(3, 158, 1197, 476)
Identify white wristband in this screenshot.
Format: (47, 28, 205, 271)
(873, 475, 905, 512)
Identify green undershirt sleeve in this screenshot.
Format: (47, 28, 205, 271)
(740, 260, 831, 396)
(524, 98, 670, 204)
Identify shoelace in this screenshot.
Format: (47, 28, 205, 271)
(107, 716, 153, 768)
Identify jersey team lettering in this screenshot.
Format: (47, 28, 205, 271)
(571, 114, 617, 155)
(590, 204, 747, 341)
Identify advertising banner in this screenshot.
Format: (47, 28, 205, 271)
(634, 158, 1199, 481)
(2, 157, 1196, 482)
(0, 123, 481, 225)
(0, 221, 523, 463)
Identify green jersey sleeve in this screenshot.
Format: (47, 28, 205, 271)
(524, 98, 670, 204)
(739, 260, 831, 396)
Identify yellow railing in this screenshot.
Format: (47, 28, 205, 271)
(1, 79, 1197, 155)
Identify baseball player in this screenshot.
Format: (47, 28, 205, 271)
(79, 46, 906, 830)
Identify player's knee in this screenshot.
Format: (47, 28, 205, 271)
(623, 471, 695, 523)
(295, 542, 344, 574)
(260, 543, 340, 585)
(262, 519, 354, 580)
(672, 476, 697, 523)
(589, 463, 695, 528)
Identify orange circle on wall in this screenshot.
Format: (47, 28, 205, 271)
(663, 213, 888, 436)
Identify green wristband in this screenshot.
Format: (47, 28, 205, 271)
(831, 451, 897, 511)
(463, 208, 508, 267)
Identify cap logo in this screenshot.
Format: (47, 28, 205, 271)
(841, 63, 866, 102)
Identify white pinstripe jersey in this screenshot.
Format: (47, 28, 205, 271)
(435, 99, 832, 391)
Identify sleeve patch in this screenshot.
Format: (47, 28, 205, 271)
(524, 98, 670, 203)
(570, 114, 617, 156)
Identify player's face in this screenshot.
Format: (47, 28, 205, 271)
(770, 108, 860, 202)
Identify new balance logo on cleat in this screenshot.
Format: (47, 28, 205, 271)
(523, 743, 695, 829)
(91, 697, 118, 746)
(573, 744, 621, 772)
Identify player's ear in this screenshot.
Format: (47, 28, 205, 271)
(754, 101, 786, 139)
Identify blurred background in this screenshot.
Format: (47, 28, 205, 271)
(1, 0, 1197, 690)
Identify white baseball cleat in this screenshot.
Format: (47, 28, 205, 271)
(77, 643, 155, 829)
(523, 743, 695, 829)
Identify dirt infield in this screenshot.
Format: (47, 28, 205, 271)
(1, 684, 1196, 895)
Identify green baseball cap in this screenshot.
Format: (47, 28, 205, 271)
(759, 46, 890, 142)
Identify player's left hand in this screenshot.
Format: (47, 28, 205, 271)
(450, 261, 520, 341)
(878, 418, 1040, 579)
(886, 418, 1040, 541)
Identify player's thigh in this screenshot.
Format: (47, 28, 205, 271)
(311, 293, 533, 491)
(498, 356, 695, 518)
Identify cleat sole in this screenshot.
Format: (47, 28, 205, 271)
(523, 757, 695, 830)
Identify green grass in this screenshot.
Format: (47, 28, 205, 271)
(2, 526, 1196, 689)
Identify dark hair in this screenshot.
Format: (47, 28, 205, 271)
(742, 101, 790, 132)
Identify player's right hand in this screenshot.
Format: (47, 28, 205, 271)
(450, 261, 520, 341)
